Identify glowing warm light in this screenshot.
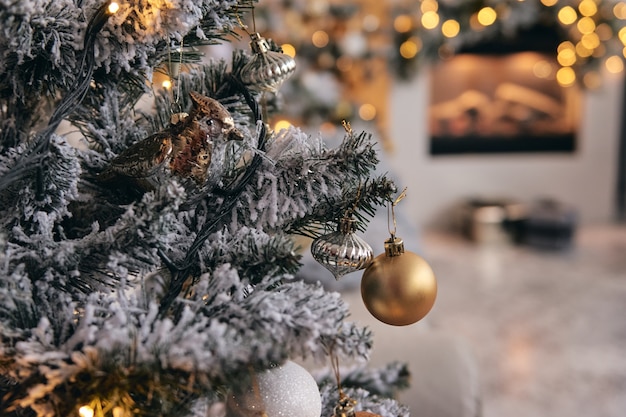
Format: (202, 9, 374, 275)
(558, 6, 578, 25)
(583, 71, 602, 89)
(311, 30, 329, 48)
(619, 27, 626, 45)
(576, 41, 593, 57)
(624, 46, 626, 59)
(274, 119, 292, 131)
(107, 1, 120, 14)
(558, 48, 576, 66)
(421, 11, 440, 29)
(477, 7, 497, 26)
(533, 60, 554, 78)
(613, 2, 626, 19)
(421, 0, 439, 13)
(400, 38, 421, 58)
(442, 19, 460, 38)
(556, 41, 574, 52)
(161, 79, 172, 90)
(581, 32, 600, 50)
(558, 41, 575, 53)
(605, 55, 624, 73)
(576, 16, 596, 34)
(394, 15, 413, 33)
(359, 103, 377, 121)
(112, 407, 126, 417)
(578, 0, 598, 17)
(556, 66, 576, 86)
(540, 0, 558, 6)
(281, 43, 296, 58)
(79, 406, 95, 417)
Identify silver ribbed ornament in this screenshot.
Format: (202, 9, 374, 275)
(240, 33, 296, 93)
(311, 218, 374, 280)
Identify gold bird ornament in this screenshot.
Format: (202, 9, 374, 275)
(100, 91, 243, 191)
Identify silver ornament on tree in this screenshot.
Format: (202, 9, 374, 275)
(240, 32, 296, 93)
(311, 216, 374, 280)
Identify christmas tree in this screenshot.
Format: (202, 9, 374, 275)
(0, 1, 430, 416)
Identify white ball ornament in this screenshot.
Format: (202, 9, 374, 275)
(226, 360, 322, 417)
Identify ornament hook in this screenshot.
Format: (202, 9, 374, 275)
(167, 37, 185, 114)
(387, 187, 407, 240)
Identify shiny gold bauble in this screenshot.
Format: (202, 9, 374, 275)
(361, 237, 437, 326)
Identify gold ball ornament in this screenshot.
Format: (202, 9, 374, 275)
(361, 236, 437, 326)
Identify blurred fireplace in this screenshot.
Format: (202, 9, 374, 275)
(429, 32, 581, 155)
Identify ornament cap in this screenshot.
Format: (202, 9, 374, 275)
(384, 235, 405, 257)
(333, 395, 357, 417)
(249, 32, 270, 54)
(338, 217, 357, 234)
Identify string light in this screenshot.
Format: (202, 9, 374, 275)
(273, 119, 292, 131)
(556, 66, 576, 86)
(394, 15, 413, 33)
(107, 1, 120, 14)
(311, 30, 329, 48)
(558, 48, 576, 66)
(399, 38, 421, 59)
(390, 0, 624, 88)
(619, 27, 626, 45)
(605, 55, 624, 73)
(477, 7, 497, 26)
(112, 407, 126, 417)
(441, 19, 460, 38)
(558, 6, 578, 25)
(78, 405, 95, 417)
(281, 43, 296, 58)
(358, 103, 377, 121)
(576, 16, 595, 35)
(614, 2, 626, 19)
(421, 0, 438, 13)
(421, 11, 440, 30)
(576, 41, 593, 57)
(580, 32, 600, 50)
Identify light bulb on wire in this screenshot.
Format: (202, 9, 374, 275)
(108, 1, 120, 14)
(79, 405, 95, 417)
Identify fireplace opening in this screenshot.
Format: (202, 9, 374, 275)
(428, 26, 581, 155)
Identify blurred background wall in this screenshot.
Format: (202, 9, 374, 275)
(388, 70, 624, 229)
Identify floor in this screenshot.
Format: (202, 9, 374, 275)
(420, 224, 626, 417)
